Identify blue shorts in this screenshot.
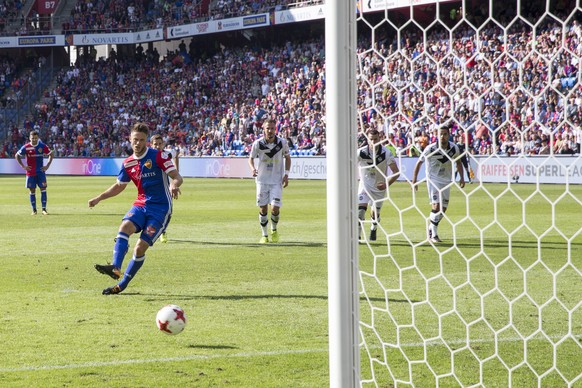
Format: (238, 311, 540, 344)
(25, 172, 47, 189)
(123, 205, 172, 246)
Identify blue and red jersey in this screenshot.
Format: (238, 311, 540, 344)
(16, 141, 51, 176)
(118, 148, 177, 208)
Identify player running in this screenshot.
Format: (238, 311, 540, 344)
(248, 118, 292, 243)
(357, 128, 400, 241)
(412, 123, 465, 243)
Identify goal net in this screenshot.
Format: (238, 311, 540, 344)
(354, 0, 582, 386)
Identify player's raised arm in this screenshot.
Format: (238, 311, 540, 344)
(88, 181, 127, 207)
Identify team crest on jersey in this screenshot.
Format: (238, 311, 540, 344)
(144, 159, 153, 169)
(146, 225, 157, 236)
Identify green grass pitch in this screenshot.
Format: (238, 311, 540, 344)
(0, 176, 580, 387)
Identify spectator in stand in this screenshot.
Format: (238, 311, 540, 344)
(2, 6, 581, 160)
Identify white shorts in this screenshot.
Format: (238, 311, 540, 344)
(358, 185, 386, 209)
(256, 183, 283, 207)
(427, 181, 451, 208)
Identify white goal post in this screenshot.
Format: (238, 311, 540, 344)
(326, 0, 360, 386)
(327, 0, 582, 386)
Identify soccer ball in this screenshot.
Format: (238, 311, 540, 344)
(156, 304, 187, 335)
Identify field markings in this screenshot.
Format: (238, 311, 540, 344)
(2, 334, 581, 373)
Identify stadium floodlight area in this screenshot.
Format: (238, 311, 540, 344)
(328, 0, 582, 386)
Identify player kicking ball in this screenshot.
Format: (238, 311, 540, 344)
(89, 123, 183, 295)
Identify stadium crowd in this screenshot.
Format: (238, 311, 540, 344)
(1, 8, 581, 159)
(0, 0, 323, 36)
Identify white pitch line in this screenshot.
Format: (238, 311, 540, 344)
(2, 334, 581, 373)
(0, 349, 323, 373)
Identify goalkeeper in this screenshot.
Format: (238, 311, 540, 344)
(357, 128, 400, 241)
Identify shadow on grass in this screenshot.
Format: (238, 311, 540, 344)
(187, 344, 238, 350)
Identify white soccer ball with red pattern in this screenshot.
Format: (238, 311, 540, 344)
(156, 304, 187, 335)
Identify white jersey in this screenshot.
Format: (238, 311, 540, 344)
(250, 136, 290, 184)
(420, 141, 460, 186)
(162, 147, 178, 160)
(357, 144, 396, 194)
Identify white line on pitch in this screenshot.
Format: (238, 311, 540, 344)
(2, 334, 581, 373)
(0, 349, 323, 373)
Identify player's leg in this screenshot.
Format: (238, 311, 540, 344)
(358, 189, 370, 241)
(95, 207, 143, 281)
(256, 183, 270, 243)
(104, 209, 168, 295)
(369, 201, 383, 241)
(428, 184, 450, 243)
(462, 158, 472, 183)
(427, 182, 444, 242)
(38, 172, 48, 215)
(26, 177, 37, 214)
(105, 238, 149, 294)
(159, 213, 171, 243)
(269, 185, 283, 242)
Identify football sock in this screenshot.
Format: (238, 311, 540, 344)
(30, 193, 36, 211)
(371, 209, 381, 231)
(270, 213, 279, 231)
(112, 232, 130, 269)
(429, 210, 442, 236)
(358, 206, 367, 238)
(118, 254, 145, 290)
(40, 190, 47, 209)
(358, 206, 366, 222)
(259, 213, 268, 236)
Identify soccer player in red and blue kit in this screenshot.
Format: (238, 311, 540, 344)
(15, 130, 54, 215)
(89, 123, 184, 295)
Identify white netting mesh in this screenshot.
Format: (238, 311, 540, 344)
(356, 1, 582, 386)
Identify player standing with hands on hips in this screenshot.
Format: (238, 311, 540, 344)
(89, 123, 183, 295)
(248, 118, 291, 243)
(15, 130, 54, 215)
(357, 128, 400, 241)
(412, 123, 465, 243)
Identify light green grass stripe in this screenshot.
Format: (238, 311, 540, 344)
(3, 334, 580, 373)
